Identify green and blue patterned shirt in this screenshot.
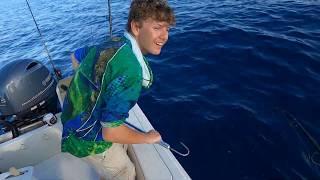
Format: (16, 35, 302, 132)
(61, 36, 153, 157)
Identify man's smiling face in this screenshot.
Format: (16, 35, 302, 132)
(132, 18, 170, 55)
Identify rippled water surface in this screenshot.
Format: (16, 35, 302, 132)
(1, 0, 320, 179)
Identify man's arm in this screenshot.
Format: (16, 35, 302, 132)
(71, 53, 80, 70)
(102, 125, 161, 144)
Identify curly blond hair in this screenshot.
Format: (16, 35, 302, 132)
(126, 0, 176, 32)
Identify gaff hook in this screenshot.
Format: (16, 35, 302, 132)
(158, 141, 190, 157)
(124, 121, 190, 157)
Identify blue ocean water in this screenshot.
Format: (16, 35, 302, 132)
(1, 0, 320, 179)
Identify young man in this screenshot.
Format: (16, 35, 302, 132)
(61, 0, 175, 179)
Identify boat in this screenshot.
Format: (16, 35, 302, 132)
(0, 60, 191, 179)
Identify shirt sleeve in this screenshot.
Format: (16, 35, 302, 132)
(74, 46, 90, 63)
(99, 73, 142, 128)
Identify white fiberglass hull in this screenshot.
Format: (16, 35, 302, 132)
(0, 78, 191, 180)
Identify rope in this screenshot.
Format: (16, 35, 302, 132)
(25, 0, 62, 80)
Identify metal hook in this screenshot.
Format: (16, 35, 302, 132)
(157, 141, 190, 156)
(169, 142, 190, 157)
(124, 121, 190, 157)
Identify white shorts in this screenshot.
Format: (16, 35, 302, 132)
(82, 143, 136, 180)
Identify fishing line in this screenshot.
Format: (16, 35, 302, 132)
(25, 0, 62, 80)
(282, 110, 320, 166)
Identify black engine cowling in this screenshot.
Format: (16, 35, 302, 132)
(0, 59, 58, 117)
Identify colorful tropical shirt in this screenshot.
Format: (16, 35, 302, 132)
(61, 37, 153, 157)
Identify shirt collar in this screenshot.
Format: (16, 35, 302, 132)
(124, 31, 152, 88)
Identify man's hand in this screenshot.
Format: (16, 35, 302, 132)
(145, 130, 161, 144)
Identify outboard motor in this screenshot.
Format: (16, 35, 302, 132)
(0, 59, 59, 143)
(0, 59, 58, 117)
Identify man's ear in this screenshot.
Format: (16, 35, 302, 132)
(130, 21, 141, 37)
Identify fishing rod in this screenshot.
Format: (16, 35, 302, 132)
(106, 0, 121, 42)
(107, 0, 112, 39)
(124, 121, 190, 157)
(25, 0, 62, 80)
